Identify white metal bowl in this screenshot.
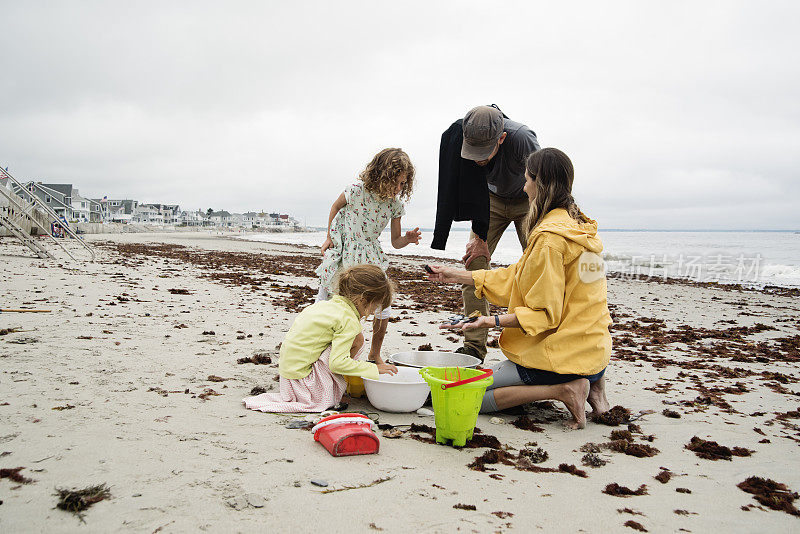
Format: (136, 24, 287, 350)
(363, 366, 431, 413)
(388, 350, 481, 369)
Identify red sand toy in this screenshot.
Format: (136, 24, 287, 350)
(311, 413, 380, 457)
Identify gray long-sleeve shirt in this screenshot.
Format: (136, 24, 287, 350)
(486, 119, 540, 199)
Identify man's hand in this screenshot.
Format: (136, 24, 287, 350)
(462, 237, 490, 268)
(321, 235, 333, 254)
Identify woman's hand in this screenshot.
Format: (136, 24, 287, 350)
(439, 315, 493, 331)
(321, 235, 333, 254)
(404, 227, 422, 245)
(377, 362, 398, 375)
(426, 265, 474, 285)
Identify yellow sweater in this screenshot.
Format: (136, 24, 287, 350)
(278, 295, 379, 380)
(472, 208, 612, 375)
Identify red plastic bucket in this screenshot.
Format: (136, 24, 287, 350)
(312, 413, 379, 457)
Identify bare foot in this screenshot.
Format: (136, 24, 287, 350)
(587, 376, 610, 417)
(558, 378, 590, 429)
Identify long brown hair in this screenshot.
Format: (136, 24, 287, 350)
(335, 264, 395, 312)
(359, 148, 415, 201)
(523, 148, 589, 236)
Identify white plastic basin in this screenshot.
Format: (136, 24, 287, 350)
(363, 366, 431, 413)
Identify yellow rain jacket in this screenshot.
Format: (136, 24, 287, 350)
(472, 208, 612, 375)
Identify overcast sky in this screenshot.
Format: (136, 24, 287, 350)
(2, 1, 799, 230)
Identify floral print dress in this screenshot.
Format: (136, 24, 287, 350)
(316, 182, 405, 292)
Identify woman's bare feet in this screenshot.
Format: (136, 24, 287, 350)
(587, 376, 610, 417)
(558, 378, 590, 429)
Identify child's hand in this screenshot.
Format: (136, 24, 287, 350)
(377, 362, 398, 375)
(321, 236, 333, 254)
(404, 227, 422, 245)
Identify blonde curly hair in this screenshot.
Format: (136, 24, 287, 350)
(359, 148, 415, 201)
(335, 264, 396, 312)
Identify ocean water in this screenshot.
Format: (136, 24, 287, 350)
(241, 229, 800, 289)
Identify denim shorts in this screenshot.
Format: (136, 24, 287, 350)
(514, 363, 606, 386)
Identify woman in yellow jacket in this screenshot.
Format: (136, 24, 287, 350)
(429, 148, 612, 429)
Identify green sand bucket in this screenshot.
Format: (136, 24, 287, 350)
(419, 366, 494, 447)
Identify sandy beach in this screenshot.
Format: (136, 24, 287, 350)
(1, 232, 799, 533)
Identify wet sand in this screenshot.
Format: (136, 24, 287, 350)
(1, 232, 799, 532)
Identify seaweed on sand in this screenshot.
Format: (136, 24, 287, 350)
(236, 354, 272, 365)
(519, 447, 548, 463)
(406, 424, 503, 449)
(461, 433, 502, 450)
(610, 430, 634, 441)
(582, 453, 607, 467)
(593, 406, 631, 426)
(558, 464, 588, 478)
(55, 484, 111, 521)
(624, 520, 648, 532)
(608, 440, 660, 458)
(603, 483, 648, 497)
(737, 477, 800, 517)
(510, 415, 545, 432)
(685, 436, 753, 461)
(1, 467, 34, 484)
(468, 450, 517, 472)
(654, 469, 673, 484)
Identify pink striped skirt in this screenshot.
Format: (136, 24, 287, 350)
(243, 345, 364, 413)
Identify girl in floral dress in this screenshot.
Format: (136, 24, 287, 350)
(316, 148, 421, 366)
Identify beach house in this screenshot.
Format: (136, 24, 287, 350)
(18, 183, 102, 223)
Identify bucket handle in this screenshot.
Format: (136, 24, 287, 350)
(441, 368, 493, 389)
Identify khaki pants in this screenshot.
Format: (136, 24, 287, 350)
(463, 193, 530, 359)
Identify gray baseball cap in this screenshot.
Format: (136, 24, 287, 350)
(461, 105, 505, 161)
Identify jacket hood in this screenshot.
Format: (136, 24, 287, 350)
(533, 208, 603, 253)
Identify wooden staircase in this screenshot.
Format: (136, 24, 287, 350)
(0, 167, 95, 262)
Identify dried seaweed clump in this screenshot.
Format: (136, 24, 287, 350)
(0, 467, 34, 484)
(580, 442, 602, 453)
(610, 430, 633, 441)
(654, 469, 672, 484)
(237, 354, 272, 365)
(519, 447, 548, 463)
(468, 449, 517, 472)
(558, 464, 588, 478)
(662, 409, 681, 419)
(511, 415, 545, 432)
(608, 440, 660, 458)
(453, 503, 476, 510)
(461, 433, 502, 450)
(603, 483, 648, 497)
(624, 520, 648, 532)
(582, 452, 607, 467)
(593, 406, 631, 426)
(55, 484, 112, 521)
(685, 436, 753, 461)
(737, 477, 800, 517)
